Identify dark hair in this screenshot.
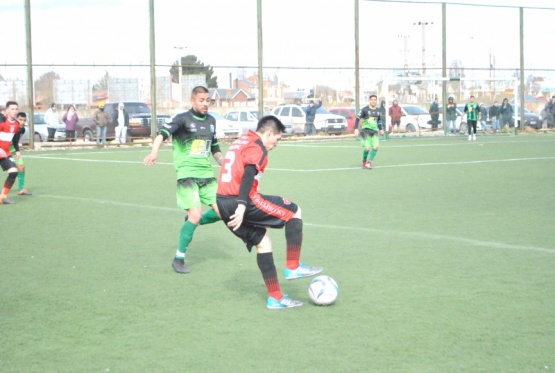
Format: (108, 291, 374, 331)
(256, 115, 285, 134)
(369, 94, 377, 100)
(5, 101, 18, 108)
(17, 111, 26, 118)
(191, 86, 209, 97)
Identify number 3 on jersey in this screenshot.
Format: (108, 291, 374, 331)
(221, 151, 235, 182)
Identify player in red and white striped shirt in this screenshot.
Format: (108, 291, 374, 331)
(0, 101, 21, 205)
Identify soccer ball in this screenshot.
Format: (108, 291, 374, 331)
(308, 275, 338, 306)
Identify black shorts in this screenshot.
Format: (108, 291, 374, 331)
(217, 193, 298, 252)
(0, 155, 16, 171)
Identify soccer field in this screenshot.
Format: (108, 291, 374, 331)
(2, 134, 554, 372)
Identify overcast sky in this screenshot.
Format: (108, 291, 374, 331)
(1, 0, 553, 90)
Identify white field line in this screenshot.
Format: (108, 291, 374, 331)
(34, 194, 555, 254)
(306, 223, 555, 254)
(23, 153, 555, 171)
(279, 137, 555, 149)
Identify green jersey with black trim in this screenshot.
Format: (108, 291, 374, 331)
(159, 110, 220, 180)
(465, 102, 479, 121)
(356, 105, 382, 131)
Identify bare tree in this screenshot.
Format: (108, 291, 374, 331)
(34, 71, 60, 107)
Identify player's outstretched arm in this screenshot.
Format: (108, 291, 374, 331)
(143, 134, 164, 165)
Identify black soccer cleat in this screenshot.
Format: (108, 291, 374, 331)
(172, 257, 190, 274)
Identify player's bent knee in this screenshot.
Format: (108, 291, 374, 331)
(186, 209, 203, 224)
(256, 235, 273, 254)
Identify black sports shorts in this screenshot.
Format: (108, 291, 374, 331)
(0, 156, 16, 171)
(217, 193, 298, 252)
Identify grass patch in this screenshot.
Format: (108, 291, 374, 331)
(2, 134, 555, 372)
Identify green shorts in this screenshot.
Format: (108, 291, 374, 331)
(9, 146, 24, 166)
(176, 177, 217, 210)
(360, 131, 380, 149)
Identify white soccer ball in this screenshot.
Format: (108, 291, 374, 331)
(308, 275, 338, 306)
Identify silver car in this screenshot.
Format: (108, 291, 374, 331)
(19, 113, 66, 144)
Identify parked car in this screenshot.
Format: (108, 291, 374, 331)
(300, 104, 348, 134)
(19, 113, 65, 144)
(209, 111, 240, 139)
(76, 102, 171, 142)
(103, 102, 171, 139)
(224, 109, 258, 135)
(512, 107, 541, 129)
(397, 105, 433, 132)
(329, 107, 356, 133)
(270, 104, 346, 135)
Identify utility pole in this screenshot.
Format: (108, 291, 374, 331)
(398, 34, 410, 76)
(413, 21, 433, 77)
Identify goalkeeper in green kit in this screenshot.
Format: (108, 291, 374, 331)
(354, 94, 384, 169)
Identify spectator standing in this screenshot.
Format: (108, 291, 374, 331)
(388, 100, 402, 135)
(379, 100, 387, 134)
(499, 98, 514, 128)
(489, 101, 501, 132)
(304, 96, 322, 136)
(354, 94, 383, 169)
(62, 105, 79, 141)
(445, 97, 458, 134)
(429, 97, 440, 131)
(542, 96, 555, 128)
(44, 103, 59, 141)
(464, 95, 479, 141)
(93, 103, 110, 146)
(143, 86, 223, 274)
(113, 102, 129, 144)
(479, 103, 488, 132)
(216, 115, 323, 309)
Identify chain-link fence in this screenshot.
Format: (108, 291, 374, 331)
(1, 0, 554, 146)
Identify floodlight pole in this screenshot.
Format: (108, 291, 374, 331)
(442, 4, 447, 135)
(354, 0, 360, 119)
(148, 0, 157, 139)
(25, 0, 35, 149)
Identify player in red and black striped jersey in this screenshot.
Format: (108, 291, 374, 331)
(217, 115, 323, 309)
(0, 101, 21, 205)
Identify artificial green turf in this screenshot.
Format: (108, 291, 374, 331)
(1, 134, 554, 372)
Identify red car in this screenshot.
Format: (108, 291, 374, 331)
(329, 107, 357, 133)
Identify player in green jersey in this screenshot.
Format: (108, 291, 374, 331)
(354, 94, 384, 169)
(143, 86, 223, 274)
(464, 95, 479, 141)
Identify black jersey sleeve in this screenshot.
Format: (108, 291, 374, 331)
(159, 112, 191, 140)
(238, 164, 257, 206)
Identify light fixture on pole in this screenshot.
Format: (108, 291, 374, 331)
(413, 21, 433, 77)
